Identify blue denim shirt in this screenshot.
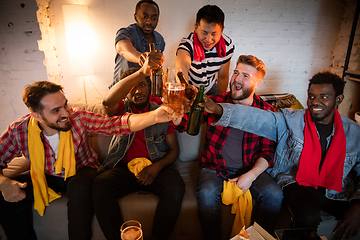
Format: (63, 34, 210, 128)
(98, 100, 169, 173)
(215, 103, 360, 201)
(110, 23, 165, 88)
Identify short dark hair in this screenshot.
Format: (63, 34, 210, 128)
(308, 71, 346, 97)
(135, 0, 160, 15)
(196, 5, 225, 27)
(236, 55, 266, 78)
(120, 68, 140, 80)
(22, 81, 63, 113)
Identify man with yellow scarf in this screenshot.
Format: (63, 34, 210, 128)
(0, 67, 179, 239)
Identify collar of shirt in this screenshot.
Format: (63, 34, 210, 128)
(130, 102, 150, 114)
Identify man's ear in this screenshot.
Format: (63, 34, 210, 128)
(336, 94, 344, 106)
(30, 112, 42, 122)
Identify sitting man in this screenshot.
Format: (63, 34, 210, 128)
(176, 4, 235, 95)
(209, 71, 360, 240)
(110, 0, 164, 88)
(92, 54, 185, 240)
(176, 55, 283, 239)
(0, 80, 177, 240)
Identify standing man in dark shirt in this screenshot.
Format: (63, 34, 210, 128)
(110, 0, 165, 89)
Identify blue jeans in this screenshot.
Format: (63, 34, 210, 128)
(197, 167, 283, 240)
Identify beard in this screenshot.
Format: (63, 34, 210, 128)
(42, 116, 73, 132)
(230, 84, 253, 101)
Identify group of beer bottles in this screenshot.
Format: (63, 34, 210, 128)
(149, 43, 204, 136)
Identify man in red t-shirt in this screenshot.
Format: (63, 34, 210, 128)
(92, 54, 185, 240)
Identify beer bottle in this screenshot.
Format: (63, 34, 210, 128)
(149, 43, 163, 97)
(187, 85, 205, 135)
(177, 71, 196, 100)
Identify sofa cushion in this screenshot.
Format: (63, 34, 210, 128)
(176, 124, 207, 162)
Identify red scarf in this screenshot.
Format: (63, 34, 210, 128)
(193, 31, 226, 62)
(296, 109, 346, 192)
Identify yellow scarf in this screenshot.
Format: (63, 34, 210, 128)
(28, 117, 76, 216)
(127, 157, 152, 177)
(221, 180, 253, 238)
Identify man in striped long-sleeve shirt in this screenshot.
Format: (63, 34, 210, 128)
(176, 55, 283, 239)
(176, 5, 235, 95)
(0, 81, 177, 240)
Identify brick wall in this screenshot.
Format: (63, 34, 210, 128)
(0, 0, 358, 132)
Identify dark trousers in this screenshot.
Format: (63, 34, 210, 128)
(0, 167, 97, 240)
(197, 167, 283, 240)
(92, 165, 185, 240)
(283, 182, 350, 229)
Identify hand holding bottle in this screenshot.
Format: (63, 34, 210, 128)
(200, 95, 223, 116)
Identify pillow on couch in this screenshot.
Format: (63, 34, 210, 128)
(176, 124, 206, 162)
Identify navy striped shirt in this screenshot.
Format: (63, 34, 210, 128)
(177, 32, 235, 93)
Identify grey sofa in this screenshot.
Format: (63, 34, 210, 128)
(1, 101, 357, 240)
(0, 104, 235, 240)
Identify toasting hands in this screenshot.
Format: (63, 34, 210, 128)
(199, 95, 223, 116)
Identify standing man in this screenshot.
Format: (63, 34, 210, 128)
(176, 55, 283, 239)
(210, 71, 360, 240)
(0, 80, 178, 240)
(176, 5, 235, 95)
(110, 0, 165, 89)
(92, 54, 185, 240)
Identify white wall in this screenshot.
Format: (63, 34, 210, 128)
(0, 0, 358, 132)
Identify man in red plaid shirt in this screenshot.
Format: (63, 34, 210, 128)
(177, 55, 283, 239)
(0, 81, 178, 240)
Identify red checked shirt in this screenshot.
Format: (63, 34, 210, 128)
(177, 93, 276, 177)
(0, 108, 132, 178)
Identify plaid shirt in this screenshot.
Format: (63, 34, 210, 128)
(0, 108, 132, 178)
(177, 93, 276, 177)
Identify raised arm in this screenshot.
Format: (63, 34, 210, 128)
(116, 39, 144, 65)
(103, 50, 163, 116)
(176, 49, 192, 82)
(217, 60, 231, 94)
(128, 105, 182, 132)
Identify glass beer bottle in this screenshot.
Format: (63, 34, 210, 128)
(149, 43, 163, 97)
(177, 71, 196, 100)
(187, 85, 205, 135)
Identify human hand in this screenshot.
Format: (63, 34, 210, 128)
(228, 171, 256, 193)
(199, 95, 223, 115)
(139, 51, 164, 76)
(137, 164, 161, 186)
(333, 200, 360, 240)
(0, 177, 27, 202)
(154, 105, 184, 123)
(183, 86, 198, 113)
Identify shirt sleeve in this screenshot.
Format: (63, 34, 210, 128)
(77, 109, 133, 136)
(176, 33, 193, 58)
(0, 125, 22, 169)
(115, 27, 132, 46)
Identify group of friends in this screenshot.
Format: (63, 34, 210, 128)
(0, 1, 360, 240)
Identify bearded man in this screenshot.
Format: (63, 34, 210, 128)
(176, 55, 283, 240)
(0, 80, 178, 240)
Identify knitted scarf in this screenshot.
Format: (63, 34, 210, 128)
(28, 117, 76, 216)
(193, 31, 226, 62)
(296, 109, 345, 192)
